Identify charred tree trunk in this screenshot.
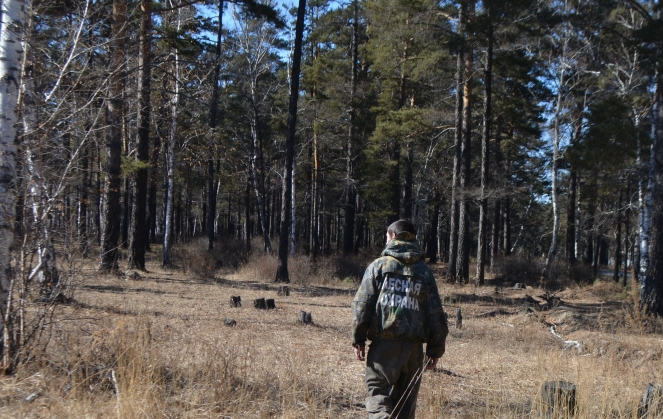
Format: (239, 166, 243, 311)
(403, 146, 413, 219)
(643, 68, 663, 314)
(448, 1, 465, 282)
(343, 0, 358, 255)
(128, 0, 152, 270)
(457, 1, 474, 283)
(275, 0, 306, 282)
(79, 140, 89, 255)
(207, 0, 224, 251)
(490, 120, 502, 272)
(614, 189, 623, 283)
(428, 192, 441, 264)
(476, 18, 492, 286)
(245, 178, 251, 252)
(100, 0, 127, 272)
(503, 196, 511, 256)
(624, 189, 631, 286)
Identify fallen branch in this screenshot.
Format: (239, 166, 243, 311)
(549, 324, 584, 353)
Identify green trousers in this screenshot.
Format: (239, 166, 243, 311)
(365, 340, 425, 419)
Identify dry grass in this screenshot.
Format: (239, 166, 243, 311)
(2, 250, 663, 418)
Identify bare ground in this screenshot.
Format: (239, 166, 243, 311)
(2, 256, 663, 418)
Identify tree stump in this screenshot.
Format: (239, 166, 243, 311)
(455, 308, 462, 329)
(254, 298, 266, 309)
(224, 318, 237, 327)
(266, 298, 276, 309)
(230, 296, 242, 307)
(278, 286, 290, 296)
(638, 383, 663, 418)
(538, 381, 577, 418)
(298, 311, 312, 324)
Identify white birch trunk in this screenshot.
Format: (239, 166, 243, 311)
(544, 65, 565, 276)
(638, 108, 654, 285)
(0, 0, 26, 356)
(163, 10, 180, 266)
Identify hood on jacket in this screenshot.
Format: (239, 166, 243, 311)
(381, 238, 424, 264)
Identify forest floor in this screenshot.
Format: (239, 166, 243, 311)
(2, 247, 663, 418)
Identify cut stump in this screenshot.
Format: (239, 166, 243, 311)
(298, 311, 312, 324)
(254, 298, 266, 309)
(538, 381, 577, 418)
(230, 296, 242, 307)
(266, 299, 276, 309)
(224, 318, 237, 327)
(278, 286, 290, 296)
(638, 383, 663, 419)
(455, 308, 462, 329)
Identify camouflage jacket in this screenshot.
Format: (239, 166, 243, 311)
(351, 238, 448, 358)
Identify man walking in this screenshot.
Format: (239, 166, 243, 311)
(351, 219, 448, 419)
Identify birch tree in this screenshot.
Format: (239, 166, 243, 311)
(0, 0, 27, 368)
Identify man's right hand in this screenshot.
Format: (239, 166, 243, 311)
(354, 344, 365, 361)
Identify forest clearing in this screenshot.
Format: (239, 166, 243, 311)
(2, 243, 662, 418)
(2, 0, 663, 417)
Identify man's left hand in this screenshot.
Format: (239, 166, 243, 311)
(426, 357, 439, 370)
(354, 345, 366, 361)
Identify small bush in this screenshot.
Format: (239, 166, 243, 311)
(173, 238, 249, 280)
(237, 251, 372, 285)
(493, 254, 542, 286)
(493, 254, 596, 288)
(333, 254, 368, 282)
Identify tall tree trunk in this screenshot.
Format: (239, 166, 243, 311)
(148, 78, 167, 246)
(403, 145, 413, 219)
(79, 139, 89, 255)
(343, 0, 358, 255)
(643, 67, 663, 314)
(624, 189, 631, 286)
(122, 178, 130, 249)
(503, 196, 511, 255)
(448, 0, 465, 282)
(95, 144, 102, 243)
(249, 106, 273, 253)
(245, 178, 251, 252)
(567, 169, 578, 265)
(614, 188, 623, 283)
(457, 0, 474, 283)
(290, 162, 296, 256)
(276, 0, 306, 282)
(128, 0, 152, 270)
(428, 192, 441, 263)
(163, 36, 180, 266)
(310, 106, 320, 261)
(639, 98, 655, 287)
(585, 207, 595, 265)
(567, 118, 581, 266)
(476, 18, 492, 285)
(387, 40, 409, 223)
(100, 0, 127, 272)
(490, 120, 502, 272)
(208, 0, 223, 251)
(543, 63, 566, 277)
(0, 0, 26, 368)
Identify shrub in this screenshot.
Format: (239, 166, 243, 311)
(237, 250, 372, 285)
(493, 254, 596, 288)
(173, 237, 248, 280)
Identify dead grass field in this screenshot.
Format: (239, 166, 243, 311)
(3, 248, 663, 418)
